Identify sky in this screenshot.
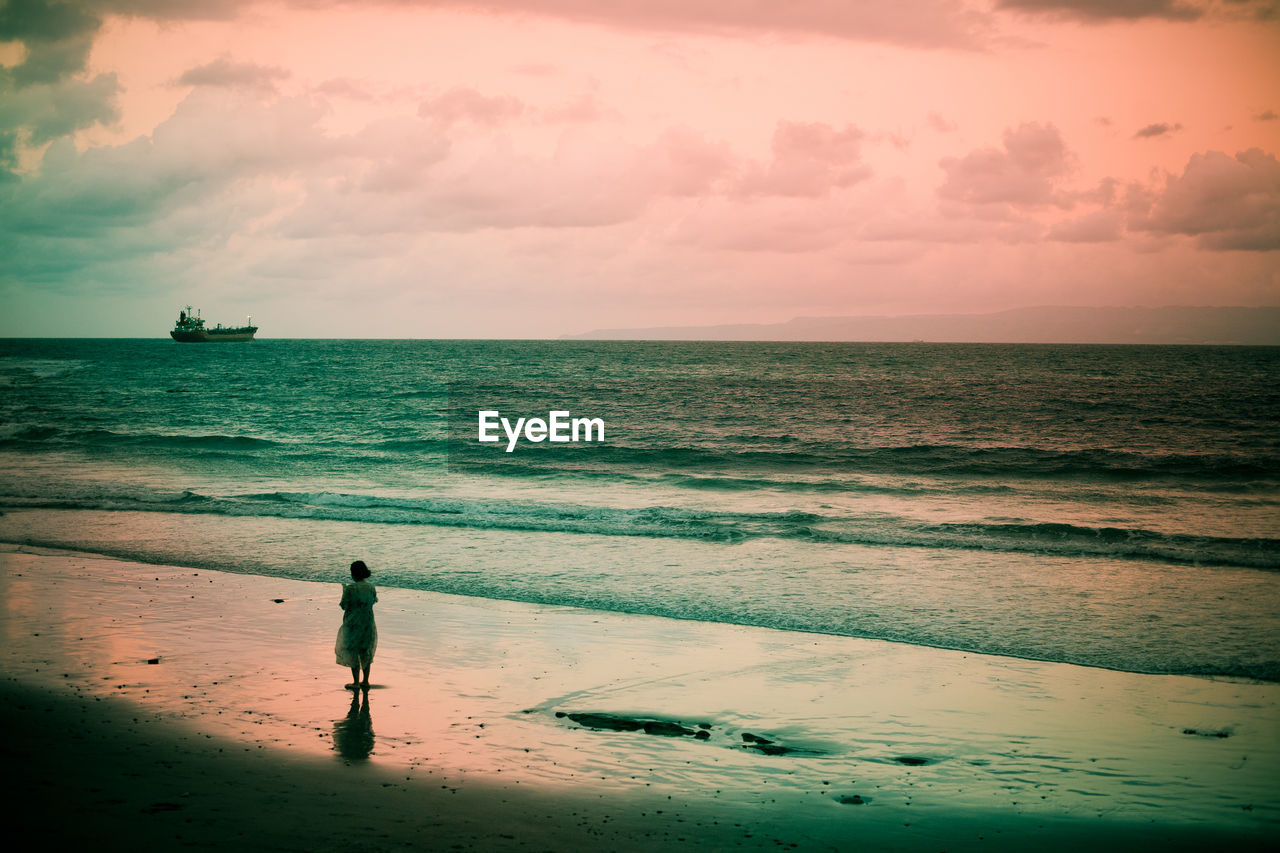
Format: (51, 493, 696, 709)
(0, 0, 1278, 338)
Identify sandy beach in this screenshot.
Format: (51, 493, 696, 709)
(2, 543, 1276, 851)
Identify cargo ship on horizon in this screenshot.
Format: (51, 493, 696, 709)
(170, 307, 258, 342)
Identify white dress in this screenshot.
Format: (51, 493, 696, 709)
(335, 581, 378, 668)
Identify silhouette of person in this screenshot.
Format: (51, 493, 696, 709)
(335, 559, 377, 690)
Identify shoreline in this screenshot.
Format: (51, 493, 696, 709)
(4, 506, 1276, 685)
(10, 528, 1277, 687)
(3, 544, 1277, 850)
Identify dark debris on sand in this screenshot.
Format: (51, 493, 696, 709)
(555, 711, 711, 740)
(554, 712, 833, 756)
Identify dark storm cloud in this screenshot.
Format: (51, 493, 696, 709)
(0, 0, 98, 42)
(0, 71, 121, 178)
(0, 0, 101, 84)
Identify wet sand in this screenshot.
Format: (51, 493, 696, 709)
(2, 544, 1276, 851)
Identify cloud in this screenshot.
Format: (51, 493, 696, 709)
(1047, 209, 1123, 242)
(312, 77, 377, 101)
(427, 0, 995, 50)
(0, 77, 737, 289)
(286, 147, 637, 236)
(0, 88, 343, 283)
(1218, 0, 1280, 22)
(417, 88, 525, 126)
(176, 58, 290, 92)
(510, 61, 558, 77)
(938, 122, 1073, 208)
(540, 93, 619, 124)
(0, 0, 995, 123)
(44, 0, 999, 50)
(1256, 110, 1278, 122)
(0, 2, 122, 174)
(0, 72, 120, 145)
(347, 116, 452, 194)
(0, 73, 121, 174)
(283, 124, 733, 236)
(927, 112, 958, 133)
(862, 211, 1044, 244)
(1130, 148, 1280, 251)
(995, 0, 1203, 21)
(673, 196, 854, 253)
(1133, 122, 1182, 139)
(1078, 177, 1119, 206)
(646, 127, 733, 196)
(736, 122, 870, 197)
(0, 0, 100, 85)
(0, 0, 246, 86)
(996, 0, 1280, 22)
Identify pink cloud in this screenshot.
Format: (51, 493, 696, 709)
(646, 128, 733, 196)
(938, 122, 1074, 208)
(20, 0, 997, 63)
(417, 87, 525, 125)
(927, 112, 958, 133)
(1130, 148, 1280, 251)
(1132, 121, 1182, 139)
(311, 77, 377, 101)
(280, 122, 733, 237)
(1048, 209, 1123, 242)
(863, 212, 1044, 244)
(176, 57, 290, 92)
(673, 195, 854, 254)
(540, 93, 619, 124)
(425, 0, 994, 49)
(737, 122, 870, 198)
(350, 116, 452, 193)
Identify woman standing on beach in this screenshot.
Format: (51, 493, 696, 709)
(336, 560, 377, 690)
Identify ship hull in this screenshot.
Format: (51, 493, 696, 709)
(170, 330, 257, 342)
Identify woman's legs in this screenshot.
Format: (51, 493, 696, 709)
(360, 661, 371, 688)
(349, 665, 360, 689)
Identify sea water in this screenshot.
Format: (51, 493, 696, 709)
(1, 339, 1276, 680)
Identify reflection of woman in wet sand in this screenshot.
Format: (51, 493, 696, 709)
(335, 560, 377, 690)
(332, 691, 375, 761)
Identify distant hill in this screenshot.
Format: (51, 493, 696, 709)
(564, 306, 1280, 345)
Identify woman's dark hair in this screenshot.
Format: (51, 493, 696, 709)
(350, 560, 371, 581)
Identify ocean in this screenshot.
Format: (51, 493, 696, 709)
(1, 339, 1277, 680)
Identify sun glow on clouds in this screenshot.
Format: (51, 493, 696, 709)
(0, 0, 1277, 337)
